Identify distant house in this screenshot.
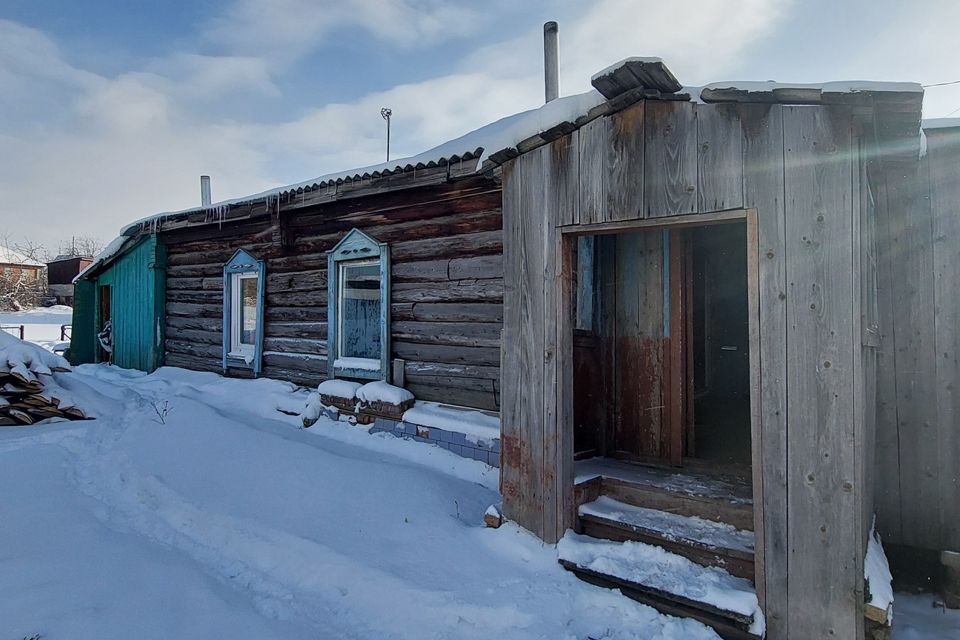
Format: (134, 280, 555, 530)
(0, 244, 46, 310)
(68, 51, 960, 639)
(46, 254, 94, 305)
(0, 245, 44, 283)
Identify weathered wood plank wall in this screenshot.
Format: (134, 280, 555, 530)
(162, 177, 504, 410)
(782, 105, 862, 639)
(741, 103, 786, 633)
(501, 98, 874, 639)
(500, 137, 576, 543)
(874, 126, 960, 553)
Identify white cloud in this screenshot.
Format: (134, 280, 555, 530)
(208, 0, 488, 64)
(11, 0, 956, 253)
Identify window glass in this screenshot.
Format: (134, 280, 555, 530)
(240, 276, 258, 345)
(339, 260, 381, 359)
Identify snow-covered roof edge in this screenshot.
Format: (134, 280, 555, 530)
(590, 56, 664, 83)
(73, 235, 132, 283)
(117, 89, 605, 237)
(701, 80, 923, 95)
(0, 244, 45, 267)
(922, 117, 960, 131)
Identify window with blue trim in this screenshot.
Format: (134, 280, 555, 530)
(223, 248, 265, 375)
(328, 229, 390, 381)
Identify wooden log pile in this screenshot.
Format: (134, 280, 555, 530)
(0, 331, 87, 426)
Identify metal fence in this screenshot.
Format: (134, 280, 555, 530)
(0, 324, 25, 340)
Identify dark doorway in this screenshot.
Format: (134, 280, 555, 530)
(688, 223, 751, 467)
(98, 285, 112, 363)
(571, 220, 752, 472)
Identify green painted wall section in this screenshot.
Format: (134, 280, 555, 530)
(69, 279, 97, 366)
(70, 235, 166, 372)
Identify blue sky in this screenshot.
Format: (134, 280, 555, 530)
(2, 0, 959, 251)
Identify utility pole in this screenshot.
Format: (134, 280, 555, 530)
(380, 107, 392, 162)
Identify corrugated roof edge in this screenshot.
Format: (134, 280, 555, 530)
(116, 88, 605, 238)
(0, 244, 45, 267)
(922, 117, 960, 131)
(73, 235, 133, 283)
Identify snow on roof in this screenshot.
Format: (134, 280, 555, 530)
(590, 56, 664, 83)
(117, 89, 605, 238)
(73, 235, 131, 283)
(0, 245, 44, 268)
(701, 80, 923, 95)
(922, 117, 960, 131)
(49, 254, 93, 263)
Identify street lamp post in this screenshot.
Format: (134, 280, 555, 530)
(380, 107, 392, 162)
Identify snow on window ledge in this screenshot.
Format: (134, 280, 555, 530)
(333, 357, 381, 371)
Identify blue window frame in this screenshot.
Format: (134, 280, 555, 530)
(223, 248, 265, 375)
(327, 229, 390, 381)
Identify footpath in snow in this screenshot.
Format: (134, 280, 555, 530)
(0, 364, 719, 640)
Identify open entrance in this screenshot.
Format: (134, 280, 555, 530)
(572, 219, 752, 472)
(566, 214, 760, 628)
(97, 285, 112, 363)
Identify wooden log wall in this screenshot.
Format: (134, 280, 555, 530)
(162, 176, 504, 410)
(873, 126, 960, 554)
(501, 98, 877, 640)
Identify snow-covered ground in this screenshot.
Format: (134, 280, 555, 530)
(893, 592, 960, 639)
(0, 304, 72, 351)
(0, 364, 719, 640)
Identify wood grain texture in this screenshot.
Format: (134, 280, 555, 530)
(161, 176, 504, 410)
(607, 101, 645, 222)
(698, 104, 744, 212)
(613, 231, 665, 460)
(579, 116, 609, 225)
(783, 105, 861, 638)
(881, 155, 939, 550)
(499, 154, 523, 520)
(645, 101, 698, 217)
(928, 129, 960, 551)
(741, 103, 787, 636)
(868, 124, 905, 544)
(552, 130, 580, 226)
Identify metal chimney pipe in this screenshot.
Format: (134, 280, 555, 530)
(200, 175, 212, 207)
(543, 21, 559, 103)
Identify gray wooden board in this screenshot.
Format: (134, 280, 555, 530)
(541, 142, 560, 541)
(391, 302, 502, 323)
(742, 102, 787, 636)
(391, 280, 503, 303)
(783, 104, 860, 638)
(579, 116, 609, 225)
(645, 101, 698, 217)
(928, 130, 960, 551)
(519, 147, 546, 540)
(606, 101, 645, 222)
(500, 155, 523, 521)
(698, 104, 744, 212)
(886, 158, 940, 550)
(551, 130, 580, 227)
(871, 147, 905, 543)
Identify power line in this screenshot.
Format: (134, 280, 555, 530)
(942, 104, 960, 118)
(923, 80, 960, 88)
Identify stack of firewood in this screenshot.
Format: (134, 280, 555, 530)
(0, 331, 87, 426)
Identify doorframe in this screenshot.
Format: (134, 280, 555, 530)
(559, 207, 765, 606)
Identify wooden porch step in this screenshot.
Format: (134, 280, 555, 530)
(578, 496, 756, 580)
(558, 532, 764, 640)
(575, 458, 754, 531)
